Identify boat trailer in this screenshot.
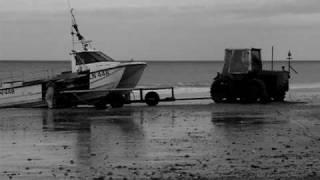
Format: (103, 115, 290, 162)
(59, 87, 211, 108)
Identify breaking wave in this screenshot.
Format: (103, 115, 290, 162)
(139, 82, 210, 88)
(139, 82, 320, 95)
(291, 83, 320, 90)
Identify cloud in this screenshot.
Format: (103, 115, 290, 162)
(2, 0, 320, 22)
(1, 0, 320, 60)
(214, 0, 320, 18)
(0, 0, 216, 12)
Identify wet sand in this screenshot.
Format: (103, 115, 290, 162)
(1, 90, 320, 179)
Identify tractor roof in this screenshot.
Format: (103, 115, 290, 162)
(223, 48, 262, 74)
(225, 48, 261, 51)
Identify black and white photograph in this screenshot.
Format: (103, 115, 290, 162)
(1, 0, 320, 179)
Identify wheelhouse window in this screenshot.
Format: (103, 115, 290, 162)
(75, 51, 114, 65)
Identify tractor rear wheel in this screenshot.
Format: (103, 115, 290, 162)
(273, 92, 286, 102)
(243, 79, 269, 104)
(246, 83, 260, 103)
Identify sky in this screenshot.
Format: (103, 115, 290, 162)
(1, 0, 320, 61)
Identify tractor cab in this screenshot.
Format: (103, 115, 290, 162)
(222, 48, 262, 75)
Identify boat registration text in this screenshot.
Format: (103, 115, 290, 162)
(0, 88, 15, 95)
(90, 70, 110, 80)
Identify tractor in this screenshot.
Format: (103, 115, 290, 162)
(210, 48, 290, 103)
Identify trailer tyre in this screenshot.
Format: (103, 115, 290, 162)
(145, 91, 160, 106)
(45, 82, 56, 109)
(109, 93, 125, 108)
(94, 101, 107, 109)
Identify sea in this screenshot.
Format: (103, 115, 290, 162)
(0, 60, 319, 92)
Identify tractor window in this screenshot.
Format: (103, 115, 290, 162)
(222, 50, 232, 74)
(251, 49, 262, 72)
(229, 50, 249, 74)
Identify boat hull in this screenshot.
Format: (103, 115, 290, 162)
(116, 63, 147, 89)
(72, 63, 146, 105)
(89, 66, 125, 90)
(71, 66, 125, 104)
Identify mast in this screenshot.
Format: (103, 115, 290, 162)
(70, 8, 92, 51)
(287, 50, 291, 74)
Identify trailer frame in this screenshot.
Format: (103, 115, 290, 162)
(60, 86, 211, 108)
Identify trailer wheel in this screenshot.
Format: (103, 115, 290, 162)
(109, 93, 125, 108)
(45, 82, 56, 109)
(58, 94, 74, 108)
(94, 101, 107, 109)
(145, 91, 160, 106)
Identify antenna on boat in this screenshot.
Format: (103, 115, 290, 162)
(67, 0, 75, 50)
(69, 5, 92, 51)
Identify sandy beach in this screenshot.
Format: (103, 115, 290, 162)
(0, 89, 320, 179)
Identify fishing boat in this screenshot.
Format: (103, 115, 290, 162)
(0, 9, 146, 109)
(69, 9, 146, 92)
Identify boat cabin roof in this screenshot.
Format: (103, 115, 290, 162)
(74, 51, 114, 65)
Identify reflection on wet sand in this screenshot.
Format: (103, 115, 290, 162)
(42, 108, 147, 179)
(0, 103, 320, 179)
(211, 110, 290, 147)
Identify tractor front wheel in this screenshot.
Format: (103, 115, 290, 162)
(210, 79, 229, 103)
